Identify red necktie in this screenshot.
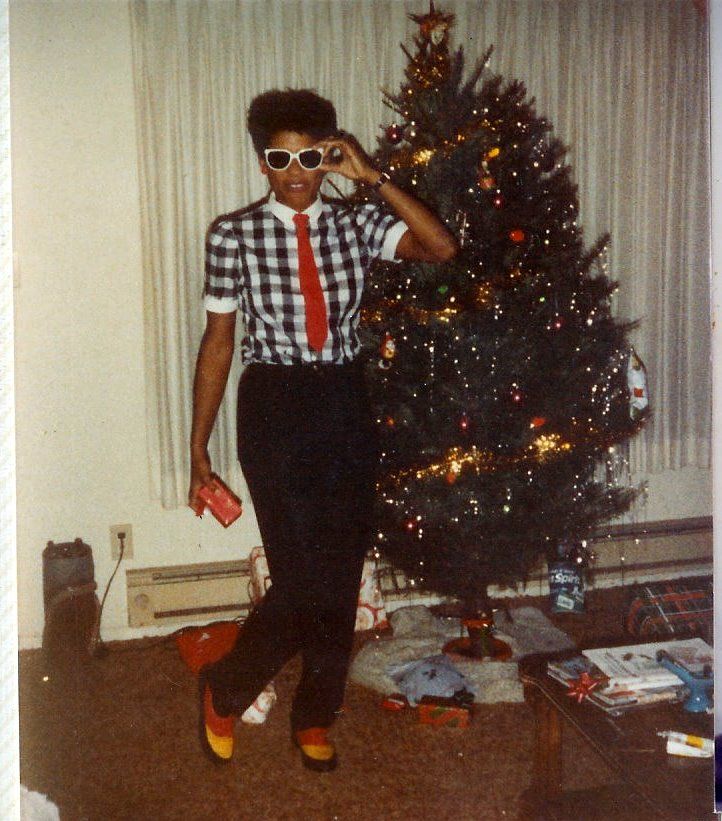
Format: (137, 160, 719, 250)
(293, 213, 328, 352)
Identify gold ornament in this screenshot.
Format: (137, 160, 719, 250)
(531, 434, 572, 459)
(412, 148, 435, 166)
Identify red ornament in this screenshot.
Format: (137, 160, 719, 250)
(385, 416, 395, 427)
(445, 471, 458, 485)
(459, 414, 470, 431)
(492, 194, 504, 209)
(386, 124, 403, 145)
(480, 175, 496, 191)
(566, 672, 603, 704)
(530, 417, 547, 429)
(380, 333, 396, 360)
(509, 228, 526, 243)
(379, 333, 396, 369)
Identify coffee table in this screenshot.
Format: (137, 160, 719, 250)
(518, 649, 714, 820)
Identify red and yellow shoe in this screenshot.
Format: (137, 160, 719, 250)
(198, 672, 234, 764)
(293, 727, 338, 772)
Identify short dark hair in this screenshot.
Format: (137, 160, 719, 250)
(247, 89, 337, 155)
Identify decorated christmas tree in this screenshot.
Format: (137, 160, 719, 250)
(357, 3, 648, 621)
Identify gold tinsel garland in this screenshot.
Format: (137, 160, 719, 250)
(378, 421, 646, 488)
(362, 304, 459, 325)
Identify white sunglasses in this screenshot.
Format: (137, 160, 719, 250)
(263, 147, 325, 171)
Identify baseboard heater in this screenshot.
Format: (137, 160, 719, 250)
(126, 560, 252, 628)
(126, 519, 711, 627)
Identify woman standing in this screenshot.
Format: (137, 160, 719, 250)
(188, 88, 457, 771)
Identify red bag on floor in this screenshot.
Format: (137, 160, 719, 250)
(175, 621, 239, 675)
(175, 621, 278, 724)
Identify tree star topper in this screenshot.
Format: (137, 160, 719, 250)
(409, 1, 455, 45)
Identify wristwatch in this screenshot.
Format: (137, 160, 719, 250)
(371, 170, 392, 191)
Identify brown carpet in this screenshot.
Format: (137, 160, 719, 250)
(17, 585, 700, 821)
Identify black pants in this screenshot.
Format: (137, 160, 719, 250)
(206, 360, 378, 731)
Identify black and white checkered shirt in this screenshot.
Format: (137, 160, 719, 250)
(203, 193, 407, 365)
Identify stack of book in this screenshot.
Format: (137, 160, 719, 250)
(547, 637, 712, 715)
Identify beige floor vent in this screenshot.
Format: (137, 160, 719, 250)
(126, 560, 252, 628)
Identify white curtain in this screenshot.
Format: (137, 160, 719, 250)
(129, 0, 710, 508)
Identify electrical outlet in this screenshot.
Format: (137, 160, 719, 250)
(110, 524, 133, 560)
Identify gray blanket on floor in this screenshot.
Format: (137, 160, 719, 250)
(349, 605, 575, 704)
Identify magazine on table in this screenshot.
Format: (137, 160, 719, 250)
(546, 656, 680, 711)
(547, 655, 605, 685)
(546, 639, 709, 715)
(588, 682, 685, 713)
(547, 656, 686, 716)
(581, 637, 712, 691)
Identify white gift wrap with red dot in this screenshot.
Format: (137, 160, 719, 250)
(248, 546, 389, 631)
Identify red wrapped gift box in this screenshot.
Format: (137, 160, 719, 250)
(191, 478, 243, 528)
(417, 697, 473, 728)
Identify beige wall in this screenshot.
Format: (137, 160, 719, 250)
(11, 1, 262, 649)
(10, 1, 712, 648)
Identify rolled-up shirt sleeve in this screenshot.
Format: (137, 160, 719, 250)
(380, 219, 409, 262)
(355, 203, 408, 264)
(203, 219, 241, 313)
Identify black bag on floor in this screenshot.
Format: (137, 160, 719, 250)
(42, 539, 99, 659)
